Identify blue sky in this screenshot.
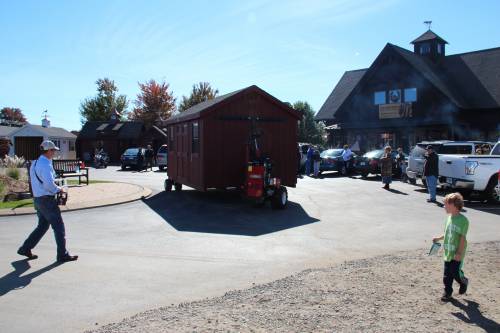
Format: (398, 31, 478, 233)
(1, 0, 499, 131)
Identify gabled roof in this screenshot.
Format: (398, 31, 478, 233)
(411, 29, 448, 44)
(0, 125, 20, 137)
(166, 85, 300, 124)
(78, 121, 145, 140)
(315, 69, 367, 121)
(9, 124, 76, 139)
(316, 41, 500, 121)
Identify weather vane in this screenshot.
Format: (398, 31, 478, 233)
(424, 20, 432, 30)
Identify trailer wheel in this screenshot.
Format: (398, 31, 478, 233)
(174, 183, 182, 192)
(485, 175, 500, 205)
(164, 179, 173, 192)
(271, 186, 288, 210)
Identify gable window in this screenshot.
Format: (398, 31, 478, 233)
(437, 43, 443, 54)
(389, 89, 402, 104)
(192, 122, 199, 154)
(404, 88, 417, 102)
(374, 91, 386, 105)
(420, 43, 430, 55)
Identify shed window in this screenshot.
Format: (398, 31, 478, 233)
(404, 88, 417, 102)
(420, 43, 430, 55)
(374, 91, 386, 105)
(192, 122, 199, 153)
(69, 140, 75, 151)
(169, 127, 175, 151)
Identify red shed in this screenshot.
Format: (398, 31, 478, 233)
(165, 85, 301, 192)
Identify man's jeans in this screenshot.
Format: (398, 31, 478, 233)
(426, 175, 437, 201)
(305, 159, 312, 175)
(20, 196, 68, 259)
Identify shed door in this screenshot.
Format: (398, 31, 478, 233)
(176, 124, 189, 182)
(15, 136, 43, 161)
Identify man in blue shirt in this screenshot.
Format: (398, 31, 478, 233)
(18, 140, 78, 262)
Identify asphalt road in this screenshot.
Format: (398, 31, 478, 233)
(1, 167, 499, 333)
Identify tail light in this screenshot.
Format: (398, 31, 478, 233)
(370, 159, 378, 166)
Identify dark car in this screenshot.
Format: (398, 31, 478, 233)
(319, 149, 357, 176)
(355, 149, 407, 178)
(120, 147, 146, 170)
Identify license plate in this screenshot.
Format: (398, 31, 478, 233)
(360, 162, 366, 166)
(446, 177, 453, 184)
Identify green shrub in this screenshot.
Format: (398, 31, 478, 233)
(7, 168, 20, 180)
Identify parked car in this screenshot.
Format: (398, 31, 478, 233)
(156, 144, 168, 171)
(438, 141, 500, 203)
(319, 149, 357, 175)
(406, 141, 493, 185)
(355, 149, 407, 178)
(120, 147, 146, 170)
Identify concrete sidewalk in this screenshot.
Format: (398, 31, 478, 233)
(0, 183, 152, 216)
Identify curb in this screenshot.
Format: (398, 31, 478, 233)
(0, 185, 153, 217)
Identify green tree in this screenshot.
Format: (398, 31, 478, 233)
(128, 79, 176, 127)
(294, 101, 326, 145)
(80, 78, 128, 123)
(178, 82, 218, 112)
(0, 107, 28, 126)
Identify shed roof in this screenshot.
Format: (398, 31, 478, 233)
(30, 125, 77, 139)
(166, 85, 300, 124)
(78, 121, 145, 140)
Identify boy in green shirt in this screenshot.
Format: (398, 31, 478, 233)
(432, 192, 469, 302)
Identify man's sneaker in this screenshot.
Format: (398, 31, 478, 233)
(459, 277, 469, 295)
(427, 199, 437, 203)
(441, 293, 453, 302)
(17, 248, 38, 259)
(57, 254, 78, 263)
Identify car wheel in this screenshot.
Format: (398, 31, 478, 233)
(271, 186, 288, 210)
(164, 179, 173, 192)
(361, 172, 369, 178)
(174, 183, 182, 192)
(340, 165, 347, 176)
(409, 178, 417, 185)
(485, 176, 500, 204)
(159, 165, 164, 171)
(121, 164, 126, 171)
(422, 178, 427, 188)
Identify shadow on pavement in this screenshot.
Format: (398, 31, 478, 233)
(451, 299, 500, 332)
(0, 259, 62, 297)
(386, 188, 409, 195)
(142, 190, 319, 236)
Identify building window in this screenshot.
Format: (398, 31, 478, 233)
(389, 89, 402, 103)
(420, 43, 430, 55)
(374, 91, 386, 105)
(52, 139, 61, 149)
(404, 88, 417, 102)
(192, 122, 199, 154)
(69, 140, 75, 151)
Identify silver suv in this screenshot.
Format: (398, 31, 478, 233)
(406, 141, 493, 185)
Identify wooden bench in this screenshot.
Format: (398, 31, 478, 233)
(52, 160, 89, 185)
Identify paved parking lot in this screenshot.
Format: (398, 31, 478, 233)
(1, 167, 499, 332)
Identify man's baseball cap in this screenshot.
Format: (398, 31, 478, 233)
(40, 140, 60, 151)
(426, 145, 434, 150)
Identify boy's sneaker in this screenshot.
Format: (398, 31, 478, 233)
(459, 277, 469, 295)
(441, 293, 453, 302)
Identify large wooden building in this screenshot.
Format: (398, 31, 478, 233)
(315, 30, 500, 152)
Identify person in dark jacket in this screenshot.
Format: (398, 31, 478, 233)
(424, 145, 439, 203)
(306, 146, 313, 176)
(380, 146, 393, 190)
(145, 145, 155, 171)
(396, 147, 406, 179)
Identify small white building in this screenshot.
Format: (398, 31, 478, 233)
(2, 117, 77, 160)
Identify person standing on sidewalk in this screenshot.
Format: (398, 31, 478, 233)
(145, 145, 155, 171)
(424, 145, 439, 203)
(17, 140, 78, 263)
(306, 145, 313, 176)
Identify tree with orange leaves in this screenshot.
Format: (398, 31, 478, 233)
(129, 79, 176, 127)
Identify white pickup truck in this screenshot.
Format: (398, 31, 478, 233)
(438, 141, 500, 203)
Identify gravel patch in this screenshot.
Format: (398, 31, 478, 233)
(87, 242, 500, 333)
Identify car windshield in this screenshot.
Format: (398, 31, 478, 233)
(320, 149, 343, 158)
(158, 146, 168, 153)
(124, 148, 139, 155)
(363, 150, 383, 159)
